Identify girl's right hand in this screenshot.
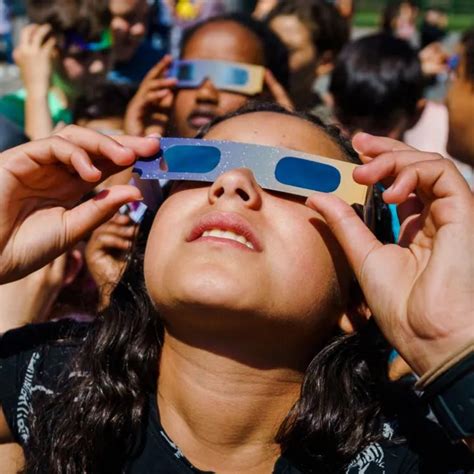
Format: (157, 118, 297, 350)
(124, 55, 178, 137)
(0, 125, 159, 284)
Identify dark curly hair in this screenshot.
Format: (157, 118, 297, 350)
(25, 102, 394, 473)
(27, 0, 110, 41)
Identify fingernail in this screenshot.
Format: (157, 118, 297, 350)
(93, 189, 109, 201)
(146, 133, 161, 139)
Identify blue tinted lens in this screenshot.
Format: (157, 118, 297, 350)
(275, 157, 341, 192)
(224, 67, 249, 86)
(177, 63, 195, 81)
(163, 145, 221, 173)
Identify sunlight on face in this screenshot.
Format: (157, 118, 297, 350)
(145, 112, 353, 342)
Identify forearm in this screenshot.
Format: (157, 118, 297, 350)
(24, 91, 53, 140)
(0, 275, 57, 332)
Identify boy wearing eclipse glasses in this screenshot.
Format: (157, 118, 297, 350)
(0, 0, 113, 140)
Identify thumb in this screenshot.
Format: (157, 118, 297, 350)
(63, 185, 143, 244)
(305, 192, 382, 281)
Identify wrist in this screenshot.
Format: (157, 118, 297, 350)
(403, 329, 474, 377)
(26, 86, 50, 100)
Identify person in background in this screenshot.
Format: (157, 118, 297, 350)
(0, 115, 28, 151)
(446, 28, 474, 188)
(73, 82, 136, 134)
(0, 250, 84, 334)
(420, 6, 448, 49)
(266, 0, 349, 114)
(252, 0, 278, 20)
(0, 0, 112, 140)
(382, 0, 419, 47)
(0, 0, 13, 62)
(124, 13, 291, 139)
(329, 33, 425, 140)
(108, 0, 165, 86)
(163, 0, 227, 56)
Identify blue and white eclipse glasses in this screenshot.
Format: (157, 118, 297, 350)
(168, 60, 265, 96)
(133, 138, 368, 205)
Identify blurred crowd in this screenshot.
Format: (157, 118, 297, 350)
(0, 0, 473, 472)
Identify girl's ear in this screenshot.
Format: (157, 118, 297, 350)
(63, 249, 84, 287)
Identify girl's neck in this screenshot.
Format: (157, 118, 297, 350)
(157, 325, 309, 474)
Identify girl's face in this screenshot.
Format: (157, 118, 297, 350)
(171, 21, 267, 138)
(144, 112, 354, 341)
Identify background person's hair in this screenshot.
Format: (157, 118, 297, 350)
(73, 83, 137, 123)
(26, 102, 393, 473)
(26, 0, 110, 41)
(265, 0, 350, 62)
(461, 28, 474, 85)
(180, 12, 290, 90)
(329, 33, 424, 136)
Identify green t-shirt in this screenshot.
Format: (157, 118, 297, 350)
(0, 89, 73, 129)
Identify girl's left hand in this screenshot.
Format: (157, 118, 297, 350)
(306, 133, 474, 376)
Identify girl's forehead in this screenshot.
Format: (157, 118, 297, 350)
(204, 112, 349, 163)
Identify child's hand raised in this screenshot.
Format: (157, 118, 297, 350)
(306, 134, 474, 378)
(13, 23, 56, 96)
(124, 55, 178, 137)
(0, 125, 159, 284)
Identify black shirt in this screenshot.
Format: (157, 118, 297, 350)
(0, 321, 472, 473)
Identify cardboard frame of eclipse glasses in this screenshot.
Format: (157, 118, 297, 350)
(168, 60, 265, 96)
(133, 138, 369, 207)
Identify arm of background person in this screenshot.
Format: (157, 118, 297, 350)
(13, 24, 56, 140)
(0, 250, 83, 333)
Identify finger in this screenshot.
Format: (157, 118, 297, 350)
(353, 149, 445, 189)
(64, 185, 143, 245)
(264, 69, 294, 111)
(20, 24, 37, 46)
(96, 233, 134, 251)
(146, 88, 172, 103)
(5, 136, 102, 182)
(149, 111, 168, 122)
(144, 77, 177, 93)
(55, 125, 142, 166)
(43, 36, 56, 54)
(110, 213, 133, 225)
(143, 54, 173, 82)
(352, 133, 417, 161)
(31, 23, 52, 49)
(305, 192, 382, 282)
(97, 222, 137, 239)
(383, 159, 472, 207)
(113, 134, 160, 157)
(396, 194, 424, 225)
(52, 121, 67, 133)
(158, 90, 175, 110)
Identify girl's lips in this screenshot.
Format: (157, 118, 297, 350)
(187, 111, 216, 130)
(187, 211, 263, 252)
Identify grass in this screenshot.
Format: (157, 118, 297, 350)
(354, 11, 474, 31)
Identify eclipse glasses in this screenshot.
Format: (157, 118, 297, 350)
(64, 28, 113, 53)
(168, 60, 265, 96)
(133, 138, 368, 205)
